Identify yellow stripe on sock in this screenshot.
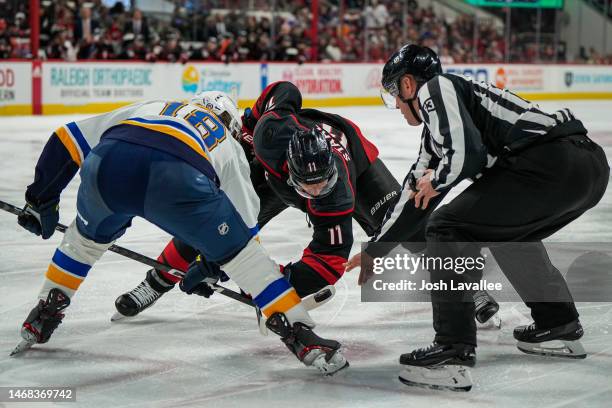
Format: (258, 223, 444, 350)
(55, 127, 83, 166)
(46, 264, 84, 291)
(262, 289, 301, 317)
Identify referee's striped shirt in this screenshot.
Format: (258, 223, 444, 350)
(376, 73, 578, 242)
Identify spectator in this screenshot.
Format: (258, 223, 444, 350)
(0, 18, 12, 59)
(124, 9, 149, 43)
(202, 37, 220, 60)
(74, 6, 98, 43)
(324, 37, 342, 61)
(214, 14, 228, 38)
(364, 0, 389, 30)
(0, 0, 598, 63)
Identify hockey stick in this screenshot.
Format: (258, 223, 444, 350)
(0, 199, 254, 307)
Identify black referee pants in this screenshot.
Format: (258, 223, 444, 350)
(425, 134, 609, 346)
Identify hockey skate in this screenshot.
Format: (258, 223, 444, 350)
(11, 288, 70, 356)
(398, 342, 476, 392)
(474, 290, 501, 329)
(112, 269, 174, 321)
(265, 312, 349, 376)
(514, 320, 586, 359)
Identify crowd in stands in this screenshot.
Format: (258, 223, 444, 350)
(589, 0, 612, 16)
(0, 0, 610, 63)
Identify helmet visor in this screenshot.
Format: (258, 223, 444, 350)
(380, 87, 398, 110)
(287, 165, 338, 199)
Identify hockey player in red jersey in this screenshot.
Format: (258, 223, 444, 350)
(114, 82, 402, 317)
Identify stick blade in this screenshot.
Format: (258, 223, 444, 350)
(302, 285, 336, 311)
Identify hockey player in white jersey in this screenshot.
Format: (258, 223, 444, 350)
(14, 92, 348, 375)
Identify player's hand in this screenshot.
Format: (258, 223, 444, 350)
(240, 107, 256, 142)
(237, 108, 256, 158)
(17, 198, 60, 239)
(344, 252, 375, 286)
(180, 254, 229, 298)
(414, 170, 440, 210)
(344, 253, 361, 272)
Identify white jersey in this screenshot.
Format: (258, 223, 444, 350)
(53, 100, 259, 230)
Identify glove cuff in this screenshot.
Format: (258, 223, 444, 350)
(25, 193, 59, 209)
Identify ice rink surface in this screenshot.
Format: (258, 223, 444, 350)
(0, 101, 611, 407)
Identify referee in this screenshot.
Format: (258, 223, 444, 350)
(345, 44, 609, 390)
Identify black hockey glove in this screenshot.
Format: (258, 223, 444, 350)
(17, 198, 60, 239)
(179, 254, 229, 298)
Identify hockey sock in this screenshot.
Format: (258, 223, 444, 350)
(156, 239, 192, 284)
(39, 220, 112, 299)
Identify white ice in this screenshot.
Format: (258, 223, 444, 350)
(0, 101, 611, 408)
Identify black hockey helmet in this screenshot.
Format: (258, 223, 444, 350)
(380, 44, 442, 109)
(287, 127, 338, 199)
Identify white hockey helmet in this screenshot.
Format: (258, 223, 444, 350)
(191, 91, 242, 140)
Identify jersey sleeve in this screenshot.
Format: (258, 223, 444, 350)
(250, 81, 303, 123)
(25, 132, 80, 204)
(25, 102, 157, 204)
(418, 75, 488, 191)
(409, 128, 439, 182)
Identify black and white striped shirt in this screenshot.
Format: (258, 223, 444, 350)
(375, 73, 579, 242)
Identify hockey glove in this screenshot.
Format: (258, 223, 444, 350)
(17, 198, 60, 239)
(236, 108, 256, 158)
(241, 107, 257, 137)
(179, 254, 229, 298)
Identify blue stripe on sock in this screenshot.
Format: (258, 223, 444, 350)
(253, 277, 292, 309)
(52, 249, 91, 277)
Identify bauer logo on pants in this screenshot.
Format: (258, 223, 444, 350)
(218, 222, 229, 235)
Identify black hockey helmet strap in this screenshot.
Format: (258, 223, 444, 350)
(397, 77, 425, 125)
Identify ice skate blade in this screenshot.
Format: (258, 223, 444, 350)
(477, 314, 502, 330)
(398, 365, 472, 392)
(517, 340, 586, 359)
(319, 360, 350, 377)
(110, 312, 133, 322)
(312, 350, 349, 376)
(10, 340, 35, 356)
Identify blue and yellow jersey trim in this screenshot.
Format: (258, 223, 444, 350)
(54, 122, 91, 166)
(119, 117, 210, 162)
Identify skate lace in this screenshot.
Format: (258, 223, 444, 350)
(129, 281, 161, 308)
(415, 343, 438, 355)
